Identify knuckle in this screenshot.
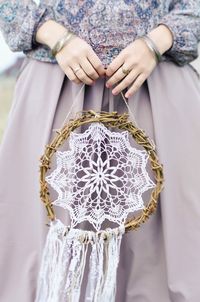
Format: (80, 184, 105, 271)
(130, 62, 137, 69)
(73, 54, 80, 61)
(123, 52, 129, 60)
(71, 50, 81, 60)
(138, 65, 144, 72)
(96, 63, 103, 70)
(145, 69, 151, 76)
(108, 66, 115, 74)
(140, 65, 147, 73)
(83, 46, 89, 54)
(133, 59, 140, 67)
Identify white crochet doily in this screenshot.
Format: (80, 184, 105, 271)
(46, 123, 155, 231)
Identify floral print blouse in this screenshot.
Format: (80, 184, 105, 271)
(0, 0, 200, 67)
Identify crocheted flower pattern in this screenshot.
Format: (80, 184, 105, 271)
(46, 123, 155, 231)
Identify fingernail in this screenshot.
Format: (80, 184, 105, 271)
(106, 83, 110, 88)
(112, 90, 118, 95)
(125, 93, 129, 98)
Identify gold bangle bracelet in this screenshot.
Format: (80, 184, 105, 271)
(51, 31, 75, 57)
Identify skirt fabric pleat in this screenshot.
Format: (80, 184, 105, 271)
(0, 57, 200, 302)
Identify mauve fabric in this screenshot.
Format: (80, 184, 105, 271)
(0, 58, 200, 302)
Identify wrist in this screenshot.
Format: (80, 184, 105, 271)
(36, 20, 68, 49)
(147, 24, 173, 55)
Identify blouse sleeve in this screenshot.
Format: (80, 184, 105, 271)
(158, 0, 200, 65)
(0, 1, 55, 52)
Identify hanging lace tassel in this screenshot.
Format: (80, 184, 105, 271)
(63, 228, 89, 301)
(85, 232, 104, 301)
(98, 226, 124, 301)
(35, 219, 70, 302)
(35, 219, 125, 302)
(35, 220, 88, 302)
(85, 226, 125, 302)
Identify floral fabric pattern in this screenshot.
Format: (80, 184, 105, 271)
(0, 0, 200, 66)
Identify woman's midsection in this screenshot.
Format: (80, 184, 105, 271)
(43, 0, 166, 65)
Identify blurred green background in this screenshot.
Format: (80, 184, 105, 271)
(0, 77, 15, 141)
(0, 52, 24, 142)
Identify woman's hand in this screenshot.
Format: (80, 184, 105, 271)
(55, 36, 105, 85)
(36, 20, 105, 85)
(106, 25, 173, 98)
(106, 38, 157, 98)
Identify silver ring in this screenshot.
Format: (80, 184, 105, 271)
(73, 67, 81, 74)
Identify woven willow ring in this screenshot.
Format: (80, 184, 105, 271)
(40, 110, 164, 233)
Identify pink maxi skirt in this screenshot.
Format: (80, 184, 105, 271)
(0, 57, 200, 302)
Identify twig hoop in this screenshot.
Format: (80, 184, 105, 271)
(40, 111, 164, 233)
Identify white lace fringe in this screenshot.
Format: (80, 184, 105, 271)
(35, 219, 124, 302)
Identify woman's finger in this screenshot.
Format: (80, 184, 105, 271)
(106, 52, 125, 77)
(125, 73, 147, 98)
(80, 58, 99, 80)
(106, 66, 125, 88)
(106, 60, 137, 88)
(71, 64, 94, 85)
(87, 49, 106, 76)
(65, 66, 81, 84)
(111, 69, 140, 95)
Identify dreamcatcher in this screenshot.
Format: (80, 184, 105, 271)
(35, 87, 164, 302)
